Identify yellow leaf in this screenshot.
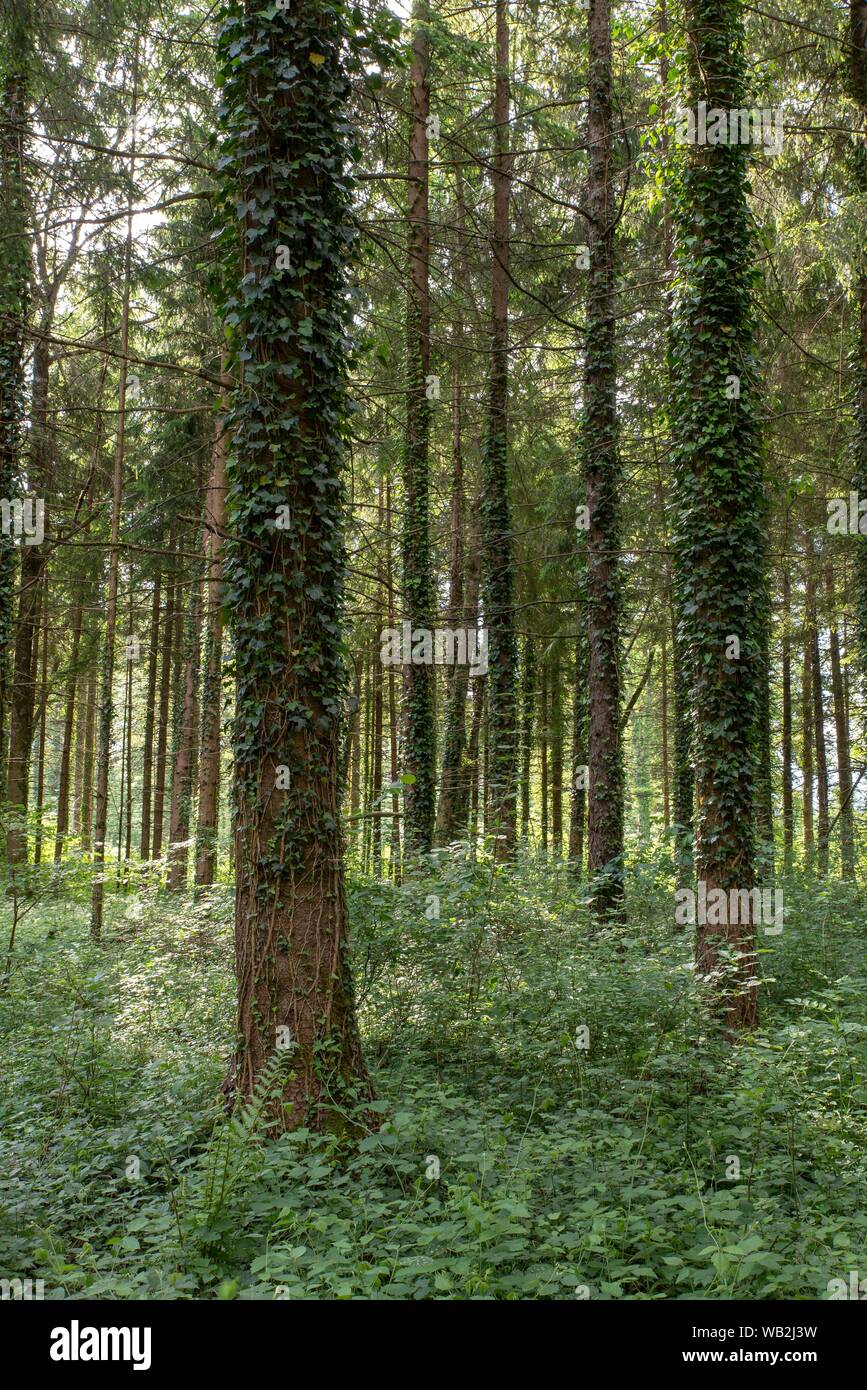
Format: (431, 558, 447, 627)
(309, 52, 325, 65)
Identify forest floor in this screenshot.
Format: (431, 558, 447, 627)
(1, 856, 865, 1300)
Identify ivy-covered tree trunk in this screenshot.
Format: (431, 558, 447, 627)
(167, 568, 201, 891)
(660, 628, 670, 830)
(806, 573, 829, 876)
(481, 0, 518, 859)
(755, 592, 774, 874)
(436, 490, 480, 846)
(217, 0, 370, 1126)
(569, 633, 588, 871)
(195, 401, 228, 888)
(850, 2, 867, 713)
(550, 647, 563, 854)
(519, 635, 535, 843)
(151, 556, 175, 863)
(801, 632, 814, 873)
(582, 0, 623, 912)
(80, 664, 96, 853)
(671, 0, 764, 1031)
(434, 267, 470, 847)
(825, 564, 854, 877)
(6, 334, 50, 871)
(0, 0, 31, 812)
(401, 0, 436, 854)
(53, 598, 83, 863)
(139, 571, 161, 862)
(781, 561, 793, 873)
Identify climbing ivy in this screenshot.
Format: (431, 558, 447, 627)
(669, 0, 765, 1027)
(0, 0, 32, 807)
(213, 0, 397, 1123)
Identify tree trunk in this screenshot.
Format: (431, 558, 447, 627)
(660, 628, 670, 831)
(80, 665, 96, 854)
(384, 477, 401, 879)
(520, 636, 534, 843)
(550, 648, 563, 855)
(583, 0, 624, 912)
(32, 612, 48, 866)
(540, 662, 548, 854)
(825, 564, 854, 877)
(801, 633, 814, 873)
(167, 570, 201, 892)
(481, 0, 518, 859)
(0, 1, 31, 812)
(401, 0, 436, 854)
(219, 0, 370, 1126)
(6, 336, 51, 871)
(53, 598, 83, 862)
(806, 574, 829, 876)
(569, 635, 588, 871)
(673, 0, 764, 1030)
(195, 390, 229, 887)
(139, 571, 161, 862)
(781, 561, 793, 873)
(151, 563, 175, 863)
(850, 1, 867, 711)
(436, 508, 481, 846)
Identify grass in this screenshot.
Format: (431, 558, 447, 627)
(0, 851, 864, 1299)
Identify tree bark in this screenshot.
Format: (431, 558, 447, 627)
(0, 0, 32, 813)
(151, 562, 175, 863)
(167, 569, 201, 891)
(139, 571, 161, 863)
(583, 0, 624, 912)
(801, 632, 814, 873)
(806, 573, 829, 876)
(825, 563, 854, 877)
(53, 598, 83, 863)
(481, 0, 518, 859)
(195, 389, 229, 887)
(673, 0, 764, 1029)
(401, 0, 436, 853)
(219, 0, 370, 1126)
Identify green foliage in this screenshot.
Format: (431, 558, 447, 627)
(670, 0, 766, 896)
(1, 863, 864, 1299)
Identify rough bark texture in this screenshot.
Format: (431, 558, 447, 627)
(219, 0, 370, 1128)
(672, 0, 764, 1031)
(781, 561, 793, 873)
(825, 564, 854, 877)
(801, 633, 814, 872)
(53, 599, 83, 863)
(401, 0, 436, 854)
(480, 0, 518, 859)
(583, 0, 623, 912)
(195, 399, 228, 887)
(151, 563, 175, 862)
(139, 571, 161, 863)
(0, 1, 31, 814)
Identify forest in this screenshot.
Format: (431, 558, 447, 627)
(0, 0, 865, 1311)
